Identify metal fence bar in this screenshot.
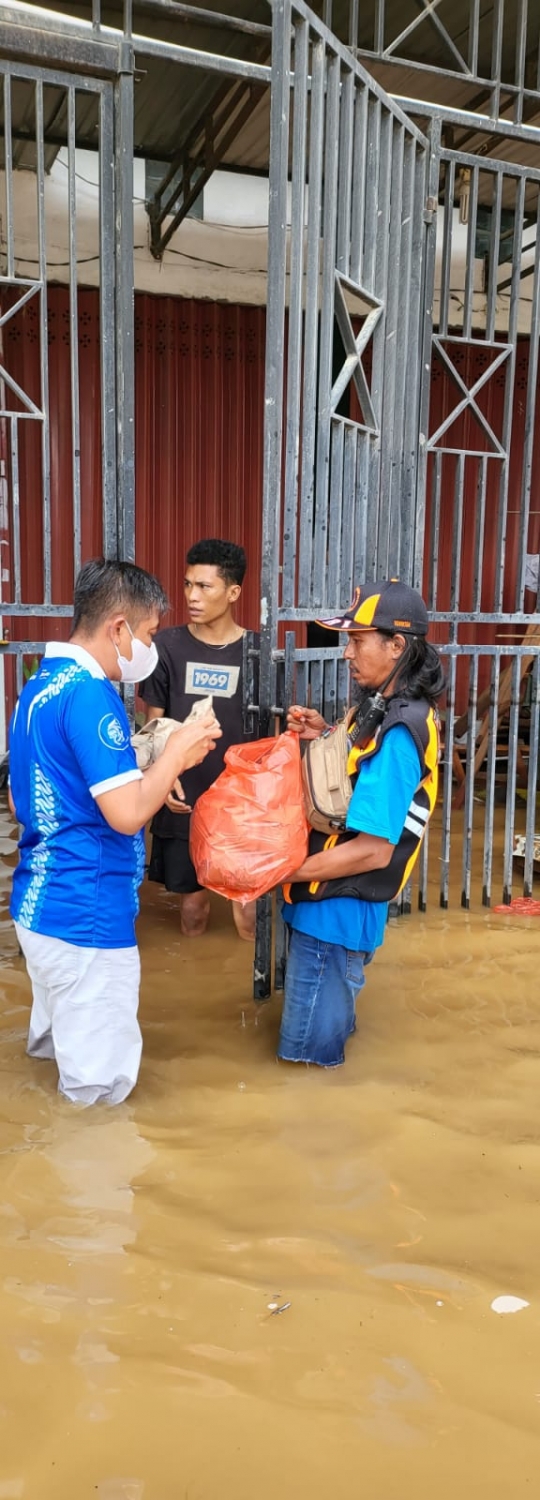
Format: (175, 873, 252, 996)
(348, 0, 359, 51)
(418, 822, 429, 912)
(362, 96, 381, 295)
(313, 48, 340, 606)
(272, 608, 540, 625)
(396, 96, 540, 148)
(427, 457, 443, 610)
(491, 0, 504, 119)
(131, 32, 272, 82)
(515, 189, 540, 611)
(502, 656, 521, 903)
(349, 83, 368, 285)
(438, 145, 540, 186)
(282, 15, 308, 611)
(472, 457, 487, 613)
(373, 0, 384, 53)
(494, 174, 525, 614)
(392, 132, 415, 576)
(35, 78, 51, 606)
(256, 0, 292, 996)
(351, 427, 367, 589)
(323, 654, 338, 722)
(440, 652, 456, 909)
(272, 629, 295, 994)
(482, 655, 500, 907)
(99, 86, 117, 558)
(461, 652, 478, 909)
(3, 74, 15, 279)
(274, 902, 287, 992)
(401, 141, 425, 584)
(450, 454, 466, 613)
(336, 64, 354, 278)
(462, 164, 479, 341)
(1, 54, 110, 92)
(115, 55, 135, 561)
(414, 118, 441, 592)
(372, 108, 393, 573)
(309, 657, 323, 713)
(523, 656, 540, 896)
(513, 0, 528, 125)
(67, 86, 82, 581)
(298, 37, 325, 607)
(468, 0, 480, 75)
(327, 420, 345, 606)
(378, 120, 404, 577)
(10, 420, 21, 606)
(439, 156, 455, 338)
(485, 169, 503, 341)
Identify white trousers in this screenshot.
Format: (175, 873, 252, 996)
(15, 923, 142, 1107)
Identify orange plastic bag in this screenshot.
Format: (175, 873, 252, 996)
(190, 733, 309, 906)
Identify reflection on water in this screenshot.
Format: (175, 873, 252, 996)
(0, 803, 539, 1497)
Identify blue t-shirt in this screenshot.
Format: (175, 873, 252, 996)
(284, 724, 422, 953)
(10, 643, 144, 949)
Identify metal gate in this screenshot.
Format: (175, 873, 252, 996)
(0, 24, 134, 701)
(253, 0, 540, 993)
(254, 0, 437, 991)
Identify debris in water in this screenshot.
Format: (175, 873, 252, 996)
(493, 898, 540, 916)
(491, 1295, 529, 1315)
(270, 1302, 291, 1317)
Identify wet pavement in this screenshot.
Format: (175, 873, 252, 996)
(0, 802, 539, 1498)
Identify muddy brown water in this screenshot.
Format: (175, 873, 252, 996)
(0, 801, 539, 1499)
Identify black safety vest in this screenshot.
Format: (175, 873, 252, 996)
(284, 696, 440, 906)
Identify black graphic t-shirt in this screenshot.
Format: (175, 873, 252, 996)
(139, 625, 259, 840)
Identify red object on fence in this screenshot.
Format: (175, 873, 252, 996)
(493, 898, 540, 915)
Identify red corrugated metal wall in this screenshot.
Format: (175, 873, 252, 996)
(2, 290, 266, 717)
(3, 286, 540, 720)
(134, 296, 265, 630)
(423, 341, 540, 706)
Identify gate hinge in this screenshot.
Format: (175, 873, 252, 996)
(424, 195, 438, 224)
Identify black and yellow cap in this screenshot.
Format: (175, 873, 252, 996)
(317, 579, 429, 637)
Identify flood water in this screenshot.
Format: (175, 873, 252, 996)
(0, 800, 539, 1499)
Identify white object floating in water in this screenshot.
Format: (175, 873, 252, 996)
(491, 1295, 529, 1315)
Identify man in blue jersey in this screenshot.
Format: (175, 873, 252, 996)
(280, 581, 444, 1068)
(9, 558, 220, 1106)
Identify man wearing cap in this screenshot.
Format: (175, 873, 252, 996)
(280, 580, 444, 1069)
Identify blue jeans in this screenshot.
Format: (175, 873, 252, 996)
(277, 928, 373, 1068)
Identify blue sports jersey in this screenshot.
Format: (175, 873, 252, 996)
(10, 643, 145, 949)
(284, 724, 422, 953)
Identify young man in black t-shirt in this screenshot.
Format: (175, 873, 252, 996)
(140, 539, 258, 941)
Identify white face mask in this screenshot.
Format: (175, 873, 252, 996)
(115, 622, 159, 684)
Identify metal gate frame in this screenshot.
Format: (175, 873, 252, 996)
(0, 16, 136, 694)
(254, 0, 540, 995)
(0, 0, 271, 695)
(254, 0, 438, 993)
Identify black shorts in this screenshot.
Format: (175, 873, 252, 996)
(148, 835, 203, 895)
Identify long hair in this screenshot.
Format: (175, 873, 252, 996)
(379, 631, 445, 707)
